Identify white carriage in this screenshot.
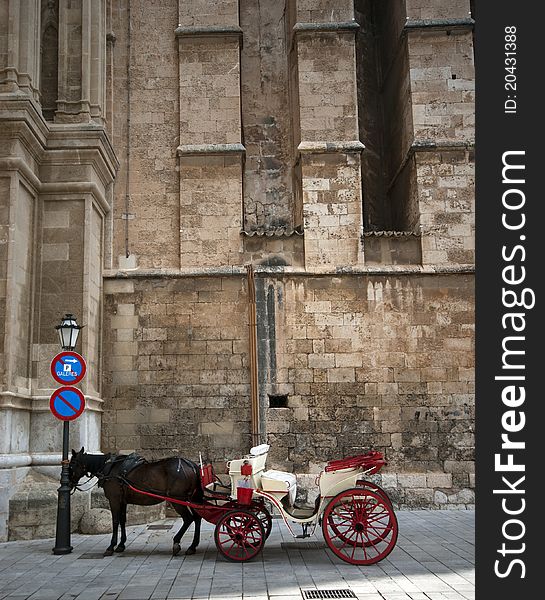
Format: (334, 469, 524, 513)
(200, 444, 398, 564)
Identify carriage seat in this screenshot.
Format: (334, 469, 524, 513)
(260, 470, 297, 506)
(227, 444, 270, 494)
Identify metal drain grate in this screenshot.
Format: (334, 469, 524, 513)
(281, 542, 326, 550)
(78, 553, 105, 559)
(147, 524, 172, 530)
(302, 591, 356, 599)
(302, 591, 356, 600)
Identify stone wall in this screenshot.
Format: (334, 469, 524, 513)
(102, 277, 252, 462)
(1, 0, 476, 542)
(240, 0, 296, 232)
(102, 271, 474, 508)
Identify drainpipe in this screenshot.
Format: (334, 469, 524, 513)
(246, 264, 260, 446)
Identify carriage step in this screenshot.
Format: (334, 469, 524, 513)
(295, 534, 312, 539)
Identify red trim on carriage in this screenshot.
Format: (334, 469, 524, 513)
(125, 481, 249, 525)
(200, 463, 215, 487)
(324, 450, 386, 473)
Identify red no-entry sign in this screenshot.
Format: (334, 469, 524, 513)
(49, 386, 85, 421)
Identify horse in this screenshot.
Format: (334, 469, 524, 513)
(69, 447, 203, 557)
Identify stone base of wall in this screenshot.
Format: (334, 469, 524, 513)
(296, 472, 475, 510)
(7, 469, 165, 541)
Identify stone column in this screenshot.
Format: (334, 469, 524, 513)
(0, 0, 41, 100)
(176, 0, 244, 268)
(404, 0, 475, 266)
(33, 129, 117, 455)
(56, 0, 106, 123)
(293, 0, 364, 270)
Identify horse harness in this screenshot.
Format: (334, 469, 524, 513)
(98, 452, 147, 485)
(97, 453, 201, 503)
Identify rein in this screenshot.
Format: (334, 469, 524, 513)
(71, 474, 97, 495)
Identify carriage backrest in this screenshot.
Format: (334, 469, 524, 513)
(227, 445, 270, 493)
(319, 451, 386, 497)
(200, 463, 215, 488)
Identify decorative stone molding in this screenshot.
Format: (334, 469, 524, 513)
(177, 143, 246, 156)
(175, 25, 243, 38)
(404, 18, 475, 33)
(293, 21, 360, 34)
(298, 141, 364, 154)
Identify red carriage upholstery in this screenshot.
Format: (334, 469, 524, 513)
(325, 451, 386, 474)
(200, 463, 215, 487)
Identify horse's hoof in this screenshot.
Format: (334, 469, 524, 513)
(104, 549, 114, 556)
(172, 543, 181, 557)
(114, 545, 125, 553)
(185, 547, 196, 556)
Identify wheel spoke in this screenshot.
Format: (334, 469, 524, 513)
(323, 488, 398, 565)
(215, 510, 264, 562)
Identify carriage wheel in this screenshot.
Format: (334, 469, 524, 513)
(214, 510, 265, 562)
(251, 503, 273, 540)
(222, 501, 273, 540)
(329, 482, 394, 547)
(322, 488, 398, 565)
(357, 481, 393, 508)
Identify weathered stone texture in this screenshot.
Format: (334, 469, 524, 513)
(102, 277, 251, 464)
(178, 0, 239, 27)
(103, 272, 474, 506)
(409, 31, 475, 143)
(406, 0, 471, 21)
(263, 275, 474, 486)
(296, 0, 354, 24)
(0, 181, 35, 393)
(418, 149, 475, 264)
(240, 0, 296, 232)
(111, 0, 180, 269)
(297, 32, 359, 144)
(302, 153, 363, 269)
(179, 36, 241, 146)
(0, 0, 476, 538)
(179, 156, 243, 267)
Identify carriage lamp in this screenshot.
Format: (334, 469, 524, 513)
(55, 313, 83, 350)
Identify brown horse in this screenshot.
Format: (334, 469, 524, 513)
(69, 448, 203, 556)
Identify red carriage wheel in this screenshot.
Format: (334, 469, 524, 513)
(221, 501, 273, 539)
(214, 510, 265, 562)
(356, 481, 393, 508)
(329, 482, 394, 547)
(322, 488, 398, 565)
(252, 504, 273, 540)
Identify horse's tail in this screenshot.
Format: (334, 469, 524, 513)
(190, 459, 205, 502)
(175, 457, 204, 502)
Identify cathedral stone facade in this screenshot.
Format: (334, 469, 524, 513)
(0, 0, 475, 540)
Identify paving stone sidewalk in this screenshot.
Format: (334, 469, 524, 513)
(0, 510, 474, 600)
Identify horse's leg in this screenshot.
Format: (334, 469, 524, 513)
(172, 506, 194, 557)
(114, 503, 127, 553)
(186, 513, 202, 556)
(105, 504, 120, 556)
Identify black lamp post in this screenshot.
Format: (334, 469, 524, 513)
(52, 314, 82, 555)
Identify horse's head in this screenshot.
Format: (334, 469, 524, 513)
(69, 447, 87, 489)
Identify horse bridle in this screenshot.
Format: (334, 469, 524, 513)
(70, 471, 99, 494)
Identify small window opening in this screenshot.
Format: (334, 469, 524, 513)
(452, 74, 457, 79)
(269, 394, 288, 408)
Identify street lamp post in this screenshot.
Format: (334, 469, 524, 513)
(52, 314, 83, 555)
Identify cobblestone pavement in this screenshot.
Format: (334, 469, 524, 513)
(0, 510, 474, 600)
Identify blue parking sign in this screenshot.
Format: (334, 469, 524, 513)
(50, 352, 86, 385)
(50, 386, 85, 421)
